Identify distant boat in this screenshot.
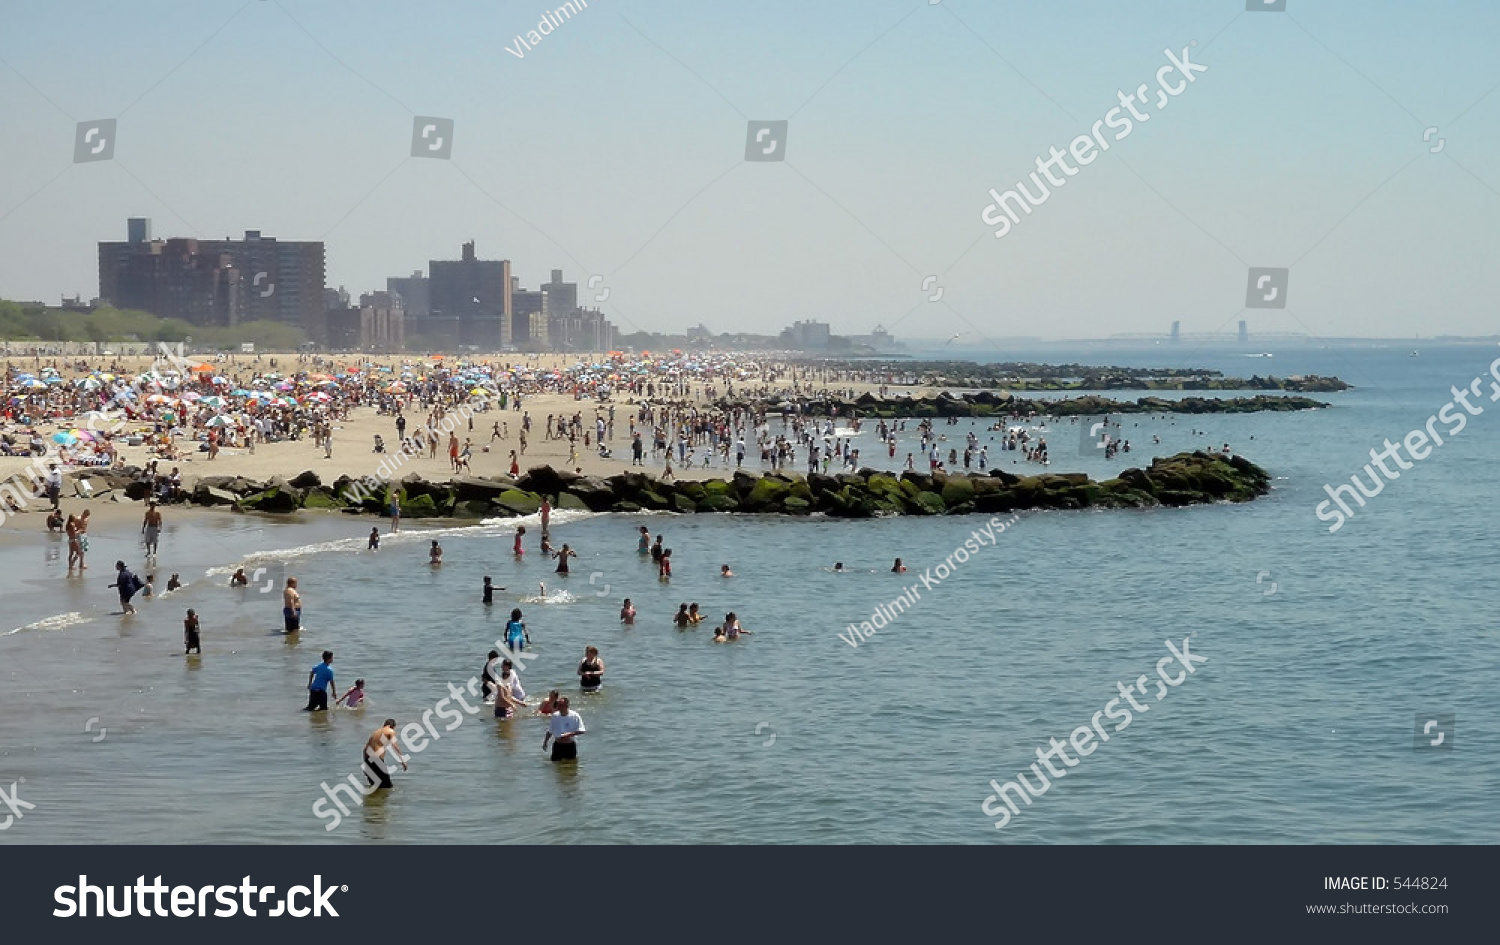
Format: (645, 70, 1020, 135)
(1244, 352, 1274, 358)
(1409, 350, 1420, 357)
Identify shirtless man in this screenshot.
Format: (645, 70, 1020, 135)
(142, 502, 163, 558)
(283, 576, 302, 633)
(362, 719, 408, 789)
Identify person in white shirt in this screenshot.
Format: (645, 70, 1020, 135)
(542, 698, 585, 761)
(492, 659, 527, 720)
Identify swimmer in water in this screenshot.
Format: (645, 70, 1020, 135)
(505, 608, 530, 652)
(650, 534, 664, 562)
(553, 543, 576, 574)
(540, 534, 553, 555)
(673, 603, 691, 627)
(368, 528, 380, 551)
(720, 564, 734, 578)
(637, 525, 651, 554)
(513, 525, 526, 556)
(167, 573, 182, 592)
(620, 598, 636, 625)
(892, 558, 907, 573)
(658, 549, 672, 580)
(337, 678, 366, 708)
(429, 540, 443, 565)
(183, 609, 201, 654)
(688, 602, 704, 625)
(230, 567, 248, 587)
(577, 646, 604, 693)
(537, 690, 561, 715)
(833, 562, 844, 572)
(362, 719, 407, 789)
(725, 612, 751, 640)
(712, 625, 727, 643)
(483, 575, 499, 605)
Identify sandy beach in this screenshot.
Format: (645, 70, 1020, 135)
(0, 350, 916, 532)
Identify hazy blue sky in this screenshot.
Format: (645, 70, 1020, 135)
(3, 0, 1499, 342)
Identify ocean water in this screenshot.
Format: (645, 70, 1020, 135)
(1, 343, 1495, 844)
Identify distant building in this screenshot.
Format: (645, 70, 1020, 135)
(1238, 320, 1249, 344)
(386, 271, 430, 319)
(99, 238, 241, 326)
(780, 319, 831, 350)
(428, 241, 511, 350)
(686, 324, 712, 342)
(548, 307, 616, 352)
(1171, 320, 1181, 344)
(98, 222, 325, 329)
(541, 269, 578, 325)
(511, 275, 546, 347)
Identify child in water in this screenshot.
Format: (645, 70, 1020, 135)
(336, 678, 366, 708)
(142, 575, 155, 599)
(720, 564, 734, 578)
(183, 609, 201, 655)
(483, 576, 497, 605)
(620, 598, 636, 625)
(674, 603, 691, 627)
(368, 528, 380, 551)
(167, 573, 182, 591)
(513, 525, 526, 556)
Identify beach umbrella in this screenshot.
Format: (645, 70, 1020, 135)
(52, 431, 77, 445)
(206, 415, 232, 427)
(212, 376, 230, 385)
(181, 391, 202, 401)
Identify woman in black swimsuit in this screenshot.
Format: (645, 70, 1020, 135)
(553, 543, 577, 575)
(577, 646, 604, 693)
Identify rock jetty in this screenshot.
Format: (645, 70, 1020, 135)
(69, 451, 1272, 519)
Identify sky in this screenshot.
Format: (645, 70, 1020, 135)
(2, 0, 1500, 343)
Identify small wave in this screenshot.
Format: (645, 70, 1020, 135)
(478, 507, 599, 529)
(5, 611, 92, 636)
(519, 590, 577, 604)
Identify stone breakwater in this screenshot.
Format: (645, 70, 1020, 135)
(61, 451, 1271, 519)
(727, 391, 1329, 418)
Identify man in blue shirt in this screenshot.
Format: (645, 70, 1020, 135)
(305, 651, 335, 711)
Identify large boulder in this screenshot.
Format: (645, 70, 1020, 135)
(301, 487, 342, 509)
(556, 492, 590, 512)
(452, 476, 514, 503)
(402, 493, 441, 517)
(494, 489, 542, 515)
(566, 475, 618, 511)
(742, 477, 790, 512)
(453, 499, 494, 519)
(192, 484, 239, 506)
(289, 470, 322, 489)
(696, 494, 739, 513)
(516, 465, 580, 498)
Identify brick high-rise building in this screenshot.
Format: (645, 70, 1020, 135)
(428, 241, 511, 350)
(98, 221, 324, 330)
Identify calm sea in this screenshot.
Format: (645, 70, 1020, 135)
(1, 343, 1495, 844)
